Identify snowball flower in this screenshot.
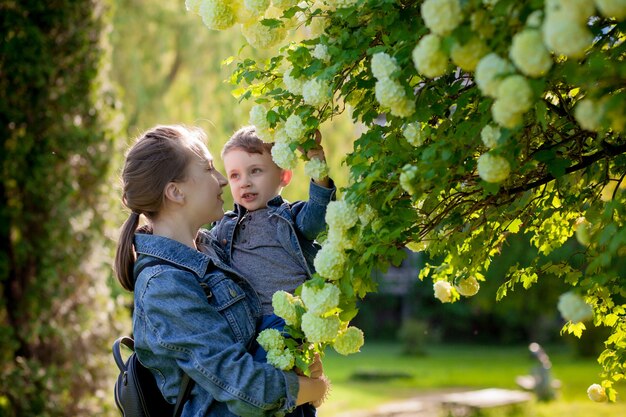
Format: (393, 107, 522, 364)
(283, 67, 305, 95)
(304, 158, 329, 180)
(302, 78, 332, 107)
(450, 37, 489, 72)
(595, 0, 626, 19)
(271, 142, 298, 169)
(496, 75, 533, 114)
(325, 200, 358, 230)
(333, 326, 365, 355)
(272, 290, 302, 326)
(375, 78, 407, 110)
(326, 226, 355, 251)
(272, 0, 294, 8)
(403, 123, 425, 147)
(301, 312, 341, 343)
(199, 0, 237, 30)
(587, 384, 608, 402)
(574, 98, 603, 132)
(358, 204, 376, 225)
(456, 276, 480, 297)
(250, 104, 269, 130)
(545, 0, 595, 24)
(390, 97, 416, 118)
(421, 0, 463, 36)
(477, 152, 511, 183)
(284, 114, 305, 142)
(510, 30, 553, 77)
(257, 328, 286, 351)
(244, 0, 270, 14)
(242, 20, 286, 49)
(312, 44, 331, 62)
(480, 124, 501, 149)
(301, 282, 341, 315)
(557, 292, 593, 323)
(491, 100, 524, 128)
(267, 348, 295, 370)
(475, 53, 513, 98)
(400, 164, 418, 195)
(371, 52, 399, 80)
(186, 0, 202, 13)
(314, 243, 347, 280)
(412, 34, 449, 78)
(434, 281, 453, 303)
(542, 13, 592, 59)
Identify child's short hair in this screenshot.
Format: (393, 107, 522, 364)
(222, 126, 273, 158)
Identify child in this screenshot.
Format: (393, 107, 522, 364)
(211, 125, 336, 359)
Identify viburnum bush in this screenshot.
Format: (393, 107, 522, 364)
(188, 0, 626, 400)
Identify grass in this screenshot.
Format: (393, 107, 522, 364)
(318, 342, 626, 417)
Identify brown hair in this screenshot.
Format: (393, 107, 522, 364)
(221, 125, 273, 158)
(114, 125, 207, 291)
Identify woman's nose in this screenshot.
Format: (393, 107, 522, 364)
(216, 170, 228, 187)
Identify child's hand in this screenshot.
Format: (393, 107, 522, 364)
(310, 375, 331, 408)
(306, 130, 326, 162)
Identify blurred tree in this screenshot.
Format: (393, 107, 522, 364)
(0, 1, 124, 415)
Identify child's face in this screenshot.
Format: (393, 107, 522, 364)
(223, 148, 288, 211)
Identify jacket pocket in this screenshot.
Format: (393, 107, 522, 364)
(205, 278, 256, 346)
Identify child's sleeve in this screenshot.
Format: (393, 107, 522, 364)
(291, 178, 336, 240)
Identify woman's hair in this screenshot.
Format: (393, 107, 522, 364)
(221, 125, 273, 158)
(114, 125, 207, 291)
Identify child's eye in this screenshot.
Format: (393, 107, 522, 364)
(230, 173, 239, 180)
(252, 168, 262, 174)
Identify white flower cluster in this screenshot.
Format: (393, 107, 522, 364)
(595, 0, 626, 19)
(491, 75, 533, 128)
(304, 158, 329, 180)
(587, 384, 608, 402)
(284, 114, 306, 142)
(371, 52, 399, 80)
(199, 0, 237, 30)
(557, 291, 593, 323)
(257, 328, 285, 351)
(456, 276, 480, 297)
(412, 34, 449, 78)
(510, 29, 552, 77)
(301, 282, 341, 315)
(475, 53, 514, 98)
(370, 52, 415, 117)
(480, 124, 500, 149)
(272, 290, 303, 326)
(400, 164, 418, 195)
(358, 203, 376, 225)
(333, 326, 364, 355)
(249, 104, 273, 141)
(312, 44, 331, 62)
(542, 0, 593, 59)
(314, 243, 347, 280)
(302, 78, 332, 107)
(477, 152, 511, 183)
(271, 142, 298, 169)
(242, 20, 287, 49)
(283, 67, 305, 95)
(244, 0, 270, 14)
(186, 0, 202, 13)
(421, 0, 463, 36)
(272, 0, 295, 8)
(403, 123, 427, 147)
(574, 98, 603, 132)
(301, 312, 341, 343)
(450, 37, 489, 72)
(434, 280, 453, 303)
(267, 348, 295, 370)
(326, 200, 359, 230)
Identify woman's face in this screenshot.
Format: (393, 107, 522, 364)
(179, 150, 228, 226)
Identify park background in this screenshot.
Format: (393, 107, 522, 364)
(1, 1, 624, 416)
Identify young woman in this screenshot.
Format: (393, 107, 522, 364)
(114, 125, 327, 417)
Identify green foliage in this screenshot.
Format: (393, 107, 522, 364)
(193, 0, 626, 400)
(0, 1, 125, 415)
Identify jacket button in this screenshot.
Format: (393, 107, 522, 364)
(222, 239, 227, 245)
(229, 288, 238, 298)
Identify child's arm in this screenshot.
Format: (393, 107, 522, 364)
(296, 374, 329, 406)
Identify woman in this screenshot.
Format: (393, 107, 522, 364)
(114, 125, 327, 417)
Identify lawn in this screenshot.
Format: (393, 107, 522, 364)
(318, 342, 626, 417)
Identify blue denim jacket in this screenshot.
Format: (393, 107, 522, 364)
(211, 180, 336, 276)
(132, 230, 299, 417)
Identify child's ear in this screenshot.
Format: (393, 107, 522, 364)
(280, 169, 293, 187)
(164, 182, 185, 205)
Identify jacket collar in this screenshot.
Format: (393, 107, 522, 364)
(134, 231, 212, 278)
(232, 195, 286, 216)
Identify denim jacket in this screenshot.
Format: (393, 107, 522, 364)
(211, 180, 336, 276)
(132, 230, 299, 417)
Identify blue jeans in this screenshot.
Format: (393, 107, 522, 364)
(252, 314, 317, 417)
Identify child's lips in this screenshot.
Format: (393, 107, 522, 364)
(241, 192, 257, 201)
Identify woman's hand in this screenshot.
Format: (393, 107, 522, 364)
(308, 353, 323, 379)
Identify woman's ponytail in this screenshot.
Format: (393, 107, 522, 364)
(114, 212, 141, 291)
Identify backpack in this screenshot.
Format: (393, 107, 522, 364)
(113, 336, 194, 417)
